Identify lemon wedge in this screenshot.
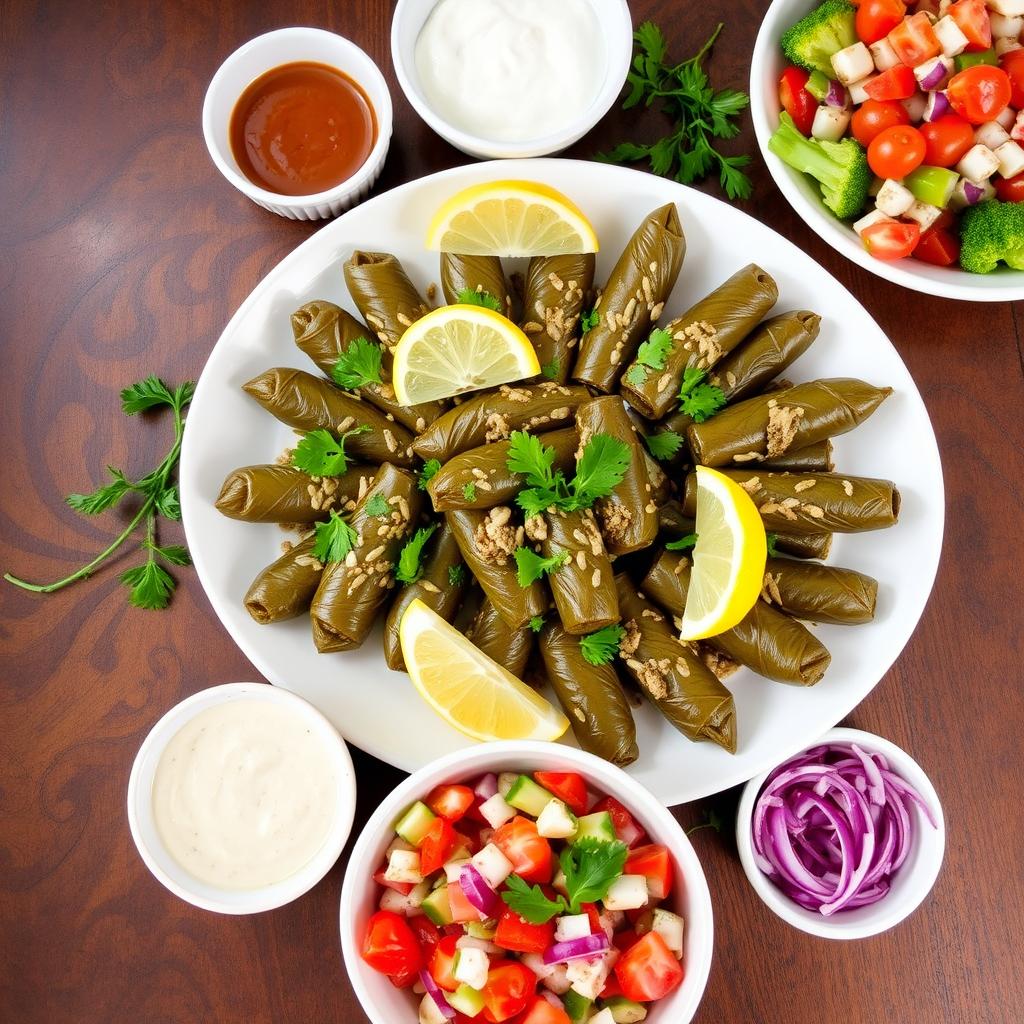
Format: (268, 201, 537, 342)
(392, 303, 539, 405)
(426, 180, 599, 257)
(399, 599, 569, 742)
(680, 466, 768, 641)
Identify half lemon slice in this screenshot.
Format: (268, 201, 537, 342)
(400, 599, 569, 742)
(392, 304, 539, 405)
(426, 180, 599, 257)
(680, 465, 768, 641)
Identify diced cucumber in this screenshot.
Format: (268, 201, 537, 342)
(420, 885, 454, 926)
(471, 843, 514, 888)
(448, 984, 486, 1016)
(601, 996, 648, 1023)
(555, 914, 592, 942)
(537, 798, 578, 840)
(453, 946, 489, 990)
(573, 811, 617, 844)
(651, 908, 685, 958)
(562, 989, 595, 1023)
(567, 950, 618, 1000)
(385, 849, 423, 885)
(465, 920, 497, 940)
(419, 993, 449, 1024)
(498, 772, 519, 797)
(395, 801, 438, 846)
(804, 69, 831, 102)
(408, 879, 431, 909)
(379, 887, 413, 915)
(602, 874, 648, 912)
(505, 775, 556, 818)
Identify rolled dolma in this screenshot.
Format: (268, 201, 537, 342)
(686, 378, 892, 468)
(762, 557, 878, 624)
(761, 440, 834, 473)
(343, 251, 431, 355)
(521, 254, 596, 384)
(413, 383, 588, 463)
(576, 397, 658, 554)
(538, 621, 638, 767)
(465, 597, 534, 679)
(216, 464, 376, 524)
(242, 369, 416, 467)
(310, 464, 424, 652)
(620, 264, 779, 420)
(290, 299, 445, 433)
(682, 470, 900, 535)
(771, 531, 833, 560)
(446, 507, 547, 629)
(383, 523, 467, 670)
(441, 253, 514, 318)
(244, 534, 323, 624)
(428, 428, 578, 512)
(573, 204, 686, 393)
(642, 550, 831, 686)
(541, 508, 618, 635)
(614, 574, 737, 753)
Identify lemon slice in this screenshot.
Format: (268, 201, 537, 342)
(426, 180, 599, 257)
(392, 304, 539, 405)
(400, 599, 569, 742)
(680, 466, 768, 641)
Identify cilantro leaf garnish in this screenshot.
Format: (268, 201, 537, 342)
(120, 375, 192, 415)
(766, 532, 779, 557)
(643, 429, 685, 462)
(457, 287, 503, 312)
(666, 532, 698, 552)
(529, 614, 545, 633)
(560, 837, 629, 911)
(331, 337, 384, 390)
(419, 459, 441, 490)
(313, 510, 360, 564)
(580, 624, 625, 666)
(514, 547, 569, 588)
(463, 482, 477, 502)
(573, 434, 631, 508)
(627, 328, 675, 386)
(395, 524, 438, 585)
(500, 874, 568, 924)
(364, 493, 390, 518)
(120, 561, 175, 610)
(448, 564, 467, 587)
(580, 308, 600, 334)
(541, 359, 561, 380)
(292, 425, 370, 477)
(678, 367, 726, 423)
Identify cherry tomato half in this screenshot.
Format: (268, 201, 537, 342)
(919, 114, 975, 168)
(913, 226, 961, 266)
(361, 910, 423, 979)
(947, 65, 1012, 125)
(1001, 49, 1024, 111)
(949, 0, 992, 54)
(856, 0, 906, 45)
(779, 66, 816, 137)
(862, 219, 922, 260)
(887, 12, 941, 67)
(868, 125, 927, 179)
(864, 64, 918, 102)
(851, 99, 910, 146)
(481, 961, 537, 1022)
(995, 172, 1024, 203)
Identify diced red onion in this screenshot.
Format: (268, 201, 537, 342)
(923, 91, 950, 122)
(542, 932, 610, 965)
(419, 970, 456, 1020)
(539, 991, 564, 1009)
(825, 80, 849, 108)
(473, 773, 499, 800)
(459, 863, 501, 917)
(919, 63, 948, 91)
(751, 742, 937, 916)
(963, 180, 987, 205)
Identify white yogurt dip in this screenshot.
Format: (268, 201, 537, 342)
(414, 0, 605, 143)
(152, 699, 339, 890)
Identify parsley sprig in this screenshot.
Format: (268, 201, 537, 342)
(644, 429, 685, 461)
(624, 328, 674, 387)
(580, 624, 626, 666)
(678, 367, 726, 422)
(514, 547, 569, 587)
(666, 532, 698, 553)
(5, 376, 194, 610)
(313, 511, 359, 564)
(419, 459, 441, 490)
(596, 22, 752, 201)
(331, 337, 384, 390)
(292, 425, 370, 477)
(580, 309, 600, 334)
(395, 524, 438, 585)
(457, 287, 502, 312)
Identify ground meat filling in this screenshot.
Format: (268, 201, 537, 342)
(473, 506, 522, 565)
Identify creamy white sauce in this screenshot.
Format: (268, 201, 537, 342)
(415, 0, 605, 143)
(152, 700, 338, 890)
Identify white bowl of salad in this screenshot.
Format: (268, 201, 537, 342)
(339, 740, 713, 1024)
(751, 0, 1024, 300)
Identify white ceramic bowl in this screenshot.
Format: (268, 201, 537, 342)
(735, 727, 945, 940)
(750, 0, 1024, 301)
(340, 740, 713, 1024)
(391, 0, 633, 158)
(202, 28, 393, 220)
(128, 682, 356, 914)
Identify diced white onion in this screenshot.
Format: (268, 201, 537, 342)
(996, 105, 1019, 130)
(853, 209, 898, 237)
(975, 121, 1012, 150)
(848, 75, 879, 104)
(470, 843, 514, 889)
(1012, 110, 1024, 143)
(811, 104, 852, 142)
(957, 143, 1001, 182)
(830, 42, 875, 85)
(900, 92, 928, 123)
(602, 874, 649, 911)
(988, 0, 1024, 17)
(932, 15, 969, 56)
(904, 201, 943, 231)
(876, 179, 917, 217)
(869, 37, 902, 71)
(478, 792, 516, 829)
(995, 36, 1023, 56)
(995, 139, 1024, 178)
(990, 11, 1024, 37)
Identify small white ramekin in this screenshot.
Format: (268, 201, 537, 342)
(340, 740, 713, 1024)
(202, 28, 393, 220)
(736, 727, 945, 940)
(128, 682, 356, 914)
(391, 0, 633, 159)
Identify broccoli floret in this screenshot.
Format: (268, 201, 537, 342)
(768, 113, 871, 220)
(781, 0, 858, 76)
(959, 200, 1024, 274)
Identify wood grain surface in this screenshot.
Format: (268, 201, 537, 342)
(1, 1, 1022, 1022)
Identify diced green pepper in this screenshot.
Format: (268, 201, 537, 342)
(955, 49, 997, 71)
(805, 69, 832, 103)
(905, 166, 959, 208)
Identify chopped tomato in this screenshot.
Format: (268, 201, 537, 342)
(590, 796, 647, 848)
(388, 966, 419, 989)
(519, 996, 571, 1024)
(887, 12, 941, 67)
(495, 906, 556, 954)
(948, 65, 1012, 124)
(533, 771, 588, 816)
(481, 961, 537, 1023)
(448, 882, 484, 924)
(427, 784, 475, 822)
(600, 973, 623, 999)
(856, 0, 906, 45)
(949, 0, 992, 53)
(919, 114, 975, 168)
(580, 902, 603, 934)
(778, 66, 816, 137)
(408, 914, 441, 956)
(613, 928, 640, 952)
(851, 99, 910, 146)
(913, 226, 961, 266)
(862, 219, 921, 260)
(373, 866, 414, 896)
(863, 64, 917, 102)
(494, 817, 553, 884)
(429, 934, 461, 992)
(614, 932, 685, 1003)
(996, 172, 1024, 203)
(1002, 49, 1024, 110)
(455, 819, 486, 853)
(625, 844, 674, 901)
(867, 124, 926, 179)
(361, 910, 423, 979)
(420, 817, 458, 876)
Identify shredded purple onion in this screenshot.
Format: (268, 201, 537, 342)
(542, 932, 610, 964)
(459, 863, 501, 917)
(752, 742, 936, 916)
(419, 970, 456, 1020)
(473, 773, 498, 800)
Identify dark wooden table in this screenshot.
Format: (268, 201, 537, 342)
(2, 1, 1022, 1021)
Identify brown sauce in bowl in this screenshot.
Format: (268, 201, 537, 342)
(229, 61, 377, 197)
